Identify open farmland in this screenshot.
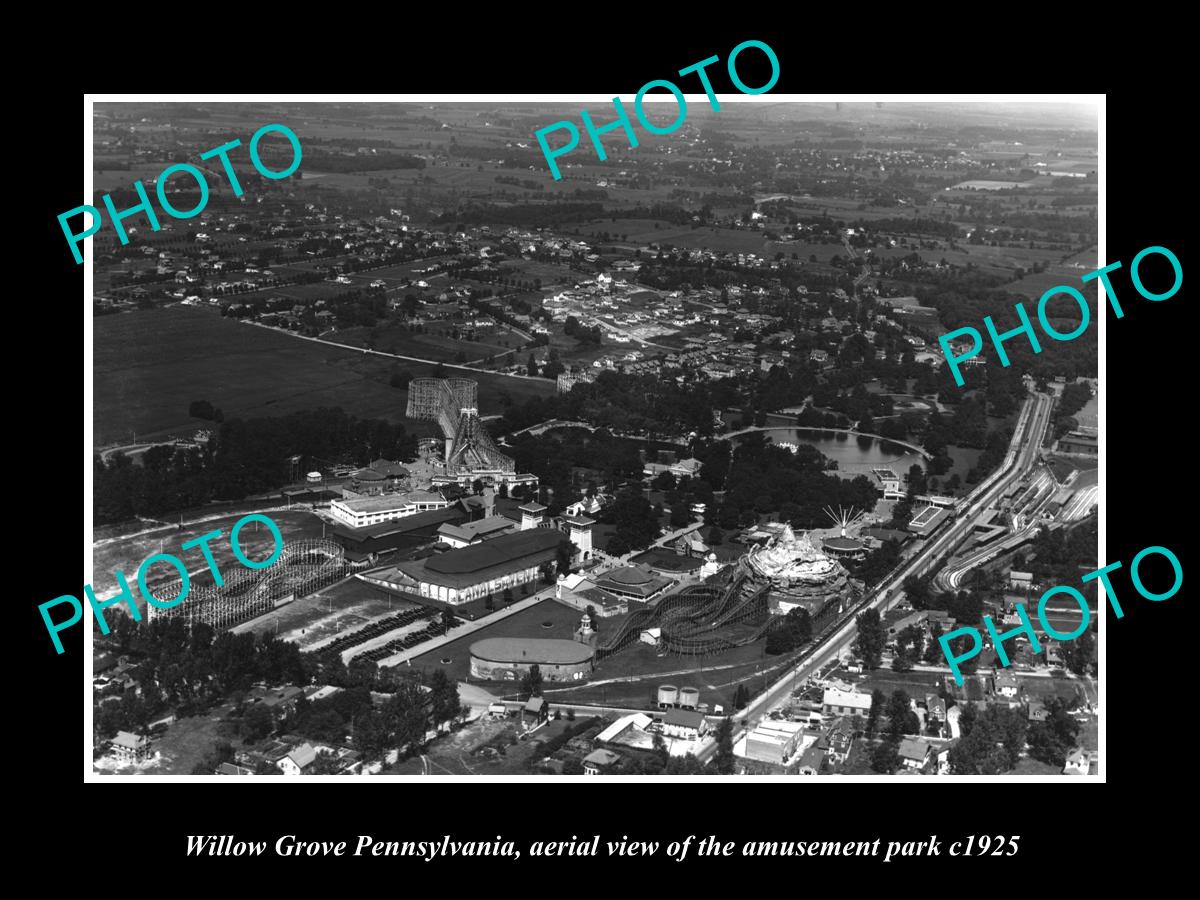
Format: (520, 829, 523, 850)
(332, 322, 524, 363)
(562, 217, 773, 254)
(93, 306, 555, 445)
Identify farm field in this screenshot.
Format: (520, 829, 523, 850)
(93, 307, 556, 445)
(564, 218, 772, 254)
(332, 322, 524, 363)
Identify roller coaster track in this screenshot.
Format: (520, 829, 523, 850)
(595, 572, 777, 659)
(147, 539, 350, 631)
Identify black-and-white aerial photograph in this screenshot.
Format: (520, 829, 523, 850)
(85, 98, 1100, 779)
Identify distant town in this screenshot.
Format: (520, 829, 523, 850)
(91, 100, 1099, 777)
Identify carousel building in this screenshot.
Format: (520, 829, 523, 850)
(742, 524, 855, 617)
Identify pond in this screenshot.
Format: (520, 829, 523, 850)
(738, 428, 927, 478)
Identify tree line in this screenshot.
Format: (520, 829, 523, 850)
(94, 407, 418, 524)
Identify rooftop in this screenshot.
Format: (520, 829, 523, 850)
(823, 537, 864, 551)
(395, 524, 564, 588)
(593, 565, 673, 598)
(898, 738, 930, 762)
(436, 515, 515, 543)
(471, 637, 594, 666)
(425, 528, 563, 575)
(335, 491, 448, 514)
(823, 688, 872, 709)
(664, 708, 704, 729)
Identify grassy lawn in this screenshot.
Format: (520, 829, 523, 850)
(93, 306, 555, 444)
(406, 598, 585, 683)
(854, 669, 946, 699)
(96, 708, 231, 776)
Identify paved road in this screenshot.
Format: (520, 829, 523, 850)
(241, 319, 554, 384)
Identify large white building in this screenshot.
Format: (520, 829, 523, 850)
(330, 490, 450, 529)
(822, 688, 873, 718)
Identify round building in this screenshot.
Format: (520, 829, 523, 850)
(469, 637, 594, 683)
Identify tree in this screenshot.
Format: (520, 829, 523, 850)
(527, 354, 538, 377)
(949, 705, 1028, 774)
(733, 684, 749, 711)
(520, 664, 543, 699)
(241, 703, 276, 743)
(562, 757, 585, 775)
(352, 709, 390, 760)
(651, 730, 668, 767)
(870, 739, 900, 773)
(853, 608, 886, 669)
(1027, 696, 1080, 767)
(903, 575, 933, 610)
(556, 539, 573, 575)
(714, 719, 735, 774)
(386, 682, 432, 757)
(188, 399, 217, 420)
(1061, 626, 1096, 677)
(885, 690, 919, 739)
(707, 526, 723, 546)
(865, 689, 886, 736)
(428, 669, 464, 731)
(907, 463, 927, 496)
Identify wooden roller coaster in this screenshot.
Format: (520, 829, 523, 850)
(146, 539, 351, 631)
(595, 572, 777, 659)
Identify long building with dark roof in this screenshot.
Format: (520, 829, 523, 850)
(333, 504, 468, 563)
(390, 527, 566, 604)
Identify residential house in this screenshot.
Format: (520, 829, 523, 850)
(925, 694, 947, 724)
(822, 688, 872, 718)
(1063, 748, 1097, 776)
(278, 743, 318, 776)
(898, 738, 932, 771)
(1009, 571, 1034, 591)
(662, 708, 707, 741)
(794, 744, 825, 776)
(524, 697, 548, 727)
(582, 748, 621, 775)
(824, 718, 855, 765)
(993, 670, 1019, 699)
(111, 731, 151, 763)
